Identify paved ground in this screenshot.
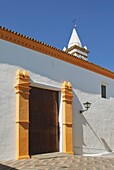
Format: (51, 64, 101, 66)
(0, 153, 114, 170)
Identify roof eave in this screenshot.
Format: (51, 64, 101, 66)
(0, 26, 114, 80)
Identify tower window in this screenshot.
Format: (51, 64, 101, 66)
(101, 85, 106, 98)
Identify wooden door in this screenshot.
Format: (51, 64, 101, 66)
(29, 87, 59, 155)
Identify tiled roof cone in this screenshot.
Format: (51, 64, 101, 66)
(64, 25, 89, 61)
(68, 27, 82, 48)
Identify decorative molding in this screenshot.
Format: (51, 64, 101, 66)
(62, 81, 73, 154)
(0, 27, 114, 80)
(15, 69, 31, 160)
(62, 81, 73, 104)
(66, 44, 89, 54)
(71, 51, 88, 58)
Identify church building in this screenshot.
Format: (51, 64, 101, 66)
(0, 25, 114, 160)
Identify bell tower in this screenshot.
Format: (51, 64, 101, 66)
(63, 24, 89, 61)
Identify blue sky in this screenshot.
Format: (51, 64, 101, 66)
(0, 0, 114, 71)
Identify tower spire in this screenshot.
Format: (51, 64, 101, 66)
(68, 24, 82, 48)
(64, 23, 89, 61)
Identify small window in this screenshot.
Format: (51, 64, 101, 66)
(101, 85, 106, 98)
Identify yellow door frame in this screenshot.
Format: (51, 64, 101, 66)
(15, 70, 73, 160)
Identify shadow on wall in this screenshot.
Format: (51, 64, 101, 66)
(72, 91, 85, 155)
(101, 138, 112, 152)
(0, 164, 17, 169)
(72, 91, 112, 155)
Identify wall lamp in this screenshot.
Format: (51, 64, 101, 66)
(80, 101, 91, 113)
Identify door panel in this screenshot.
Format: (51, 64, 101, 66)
(29, 87, 59, 155)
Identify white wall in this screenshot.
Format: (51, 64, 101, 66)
(0, 39, 114, 159)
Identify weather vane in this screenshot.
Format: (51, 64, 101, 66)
(72, 19, 76, 28)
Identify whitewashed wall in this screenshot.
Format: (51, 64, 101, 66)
(0, 39, 114, 159)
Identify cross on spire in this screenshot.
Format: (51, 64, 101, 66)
(72, 19, 76, 28)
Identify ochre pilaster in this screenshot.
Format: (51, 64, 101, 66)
(15, 69, 31, 160)
(62, 81, 73, 154)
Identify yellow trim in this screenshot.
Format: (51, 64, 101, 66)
(15, 69, 31, 160)
(62, 81, 73, 154)
(0, 27, 114, 80)
(17, 155, 30, 160)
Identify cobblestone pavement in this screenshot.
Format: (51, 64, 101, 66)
(0, 153, 114, 170)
